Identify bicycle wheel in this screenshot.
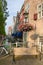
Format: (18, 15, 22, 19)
(0, 47, 7, 57)
(0, 47, 3, 55)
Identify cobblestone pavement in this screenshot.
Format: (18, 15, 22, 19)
(0, 55, 43, 65)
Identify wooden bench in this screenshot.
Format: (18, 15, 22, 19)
(13, 47, 40, 59)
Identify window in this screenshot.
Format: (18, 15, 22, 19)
(38, 4, 42, 19)
(25, 3, 29, 12)
(42, 3, 43, 16)
(37, 3, 43, 19)
(24, 18, 28, 23)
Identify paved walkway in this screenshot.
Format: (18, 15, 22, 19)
(0, 55, 43, 65)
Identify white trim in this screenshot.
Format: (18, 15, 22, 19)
(42, 3, 43, 17)
(37, 3, 42, 19)
(25, 3, 29, 12)
(37, 2, 43, 19)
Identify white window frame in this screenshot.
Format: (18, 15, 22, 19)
(42, 3, 43, 17)
(37, 3, 43, 19)
(25, 3, 29, 12)
(24, 18, 28, 23)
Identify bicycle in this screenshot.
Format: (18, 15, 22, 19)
(0, 46, 9, 57)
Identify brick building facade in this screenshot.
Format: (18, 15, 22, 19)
(13, 0, 43, 57)
(18, 0, 43, 48)
(26, 0, 43, 47)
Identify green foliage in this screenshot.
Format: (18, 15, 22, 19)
(0, 0, 9, 35)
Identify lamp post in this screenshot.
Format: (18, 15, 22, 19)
(23, 11, 28, 47)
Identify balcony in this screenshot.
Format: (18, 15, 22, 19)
(18, 22, 35, 32)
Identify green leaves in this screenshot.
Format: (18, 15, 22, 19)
(0, 0, 9, 35)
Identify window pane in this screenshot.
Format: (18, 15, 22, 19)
(27, 18, 28, 22)
(38, 5, 41, 11)
(25, 4, 29, 12)
(38, 11, 41, 18)
(42, 10, 43, 16)
(42, 13, 43, 16)
(24, 19, 25, 22)
(24, 18, 28, 23)
(42, 3, 43, 10)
